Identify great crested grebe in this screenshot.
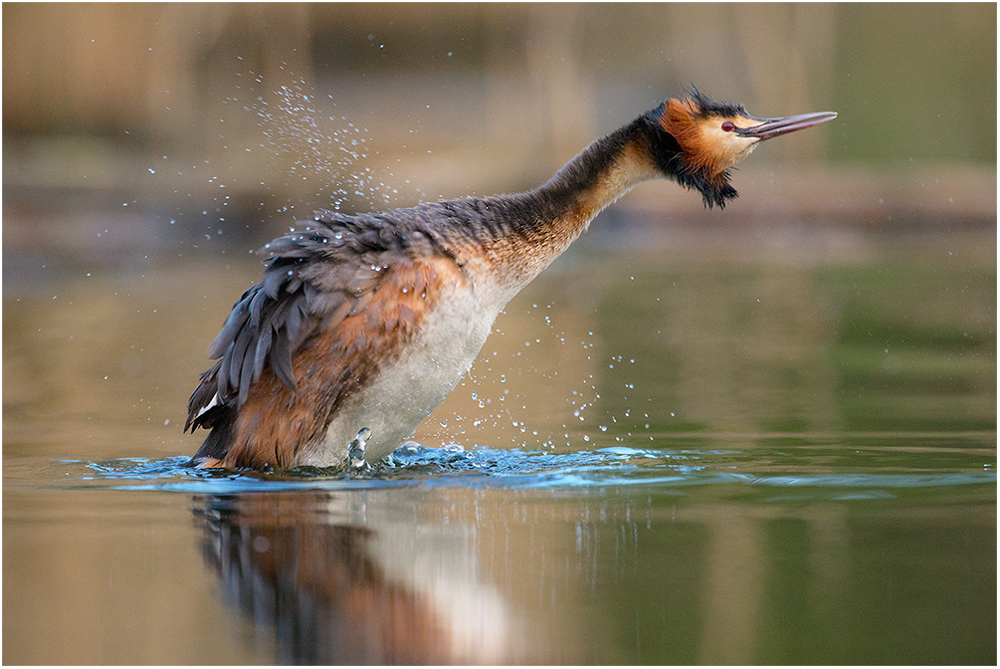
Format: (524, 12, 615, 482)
(185, 89, 836, 470)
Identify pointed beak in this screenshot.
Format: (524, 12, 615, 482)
(738, 110, 838, 141)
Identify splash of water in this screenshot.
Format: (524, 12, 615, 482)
(60, 442, 996, 496)
(242, 64, 423, 212)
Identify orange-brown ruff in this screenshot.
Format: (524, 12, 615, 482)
(186, 89, 836, 470)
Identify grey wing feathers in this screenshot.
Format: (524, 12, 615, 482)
(185, 210, 407, 432)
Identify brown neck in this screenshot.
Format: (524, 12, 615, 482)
(525, 117, 658, 236)
(473, 117, 658, 293)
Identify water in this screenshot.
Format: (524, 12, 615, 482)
(3, 229, 996, 664)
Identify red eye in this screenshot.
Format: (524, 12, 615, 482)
(721, 121, 735, 132)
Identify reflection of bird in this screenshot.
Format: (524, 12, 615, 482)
(193, 492, 550, 664)
(185, 89, 836, 470)
(193, 494, 452, 664)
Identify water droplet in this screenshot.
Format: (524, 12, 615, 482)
(348, 427, 371, 470)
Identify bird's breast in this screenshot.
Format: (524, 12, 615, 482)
(297, 276, 500, 467)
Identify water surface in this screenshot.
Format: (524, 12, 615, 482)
(4, 228, 996, 664)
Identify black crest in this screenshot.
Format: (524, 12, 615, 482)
(688, 87, 749, 119)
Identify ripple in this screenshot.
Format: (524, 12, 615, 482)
(58, 443, 996, 495)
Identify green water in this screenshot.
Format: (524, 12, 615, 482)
(3, 228, 995, 664)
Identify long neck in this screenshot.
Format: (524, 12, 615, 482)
(525, 116, 661, 237)
(471, 115, 664, 296)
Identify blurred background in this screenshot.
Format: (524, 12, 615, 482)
(3, 3, 995, 452)
(3, 3, 995, 265)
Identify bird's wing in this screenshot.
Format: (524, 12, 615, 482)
(185, 210, 445, 434)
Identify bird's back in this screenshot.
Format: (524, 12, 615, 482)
(186, 200, 530, 469)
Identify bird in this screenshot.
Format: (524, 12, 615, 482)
(185, 88, 836, 470)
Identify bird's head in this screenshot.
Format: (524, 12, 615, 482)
(647, 89, 837, 208)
